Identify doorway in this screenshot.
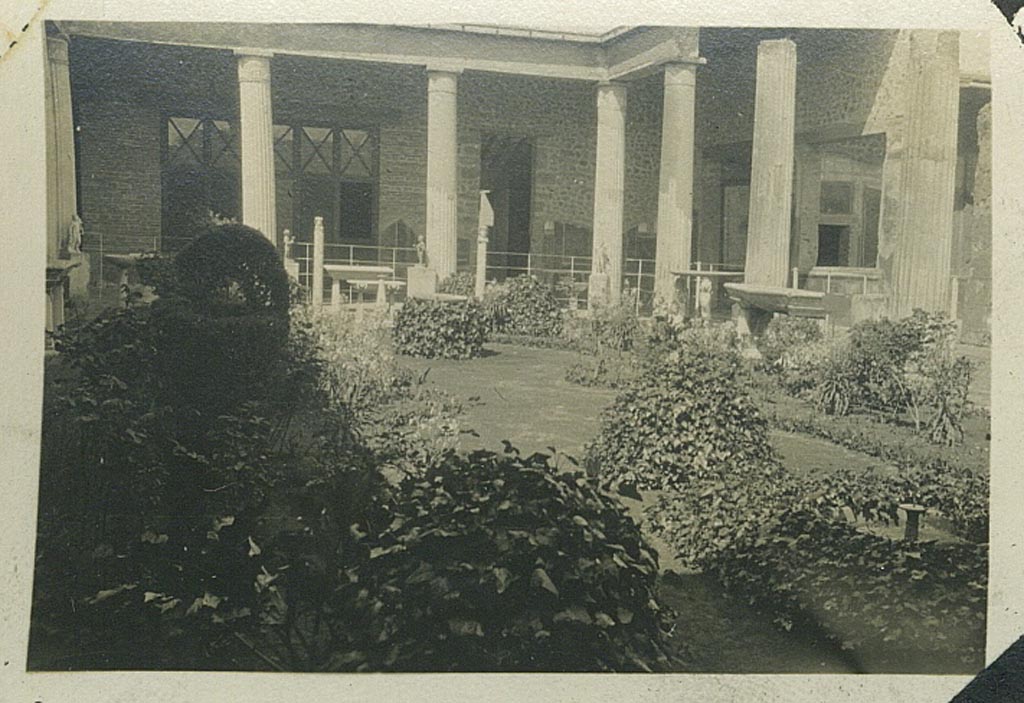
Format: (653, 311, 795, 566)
(480, 135, 533, 277)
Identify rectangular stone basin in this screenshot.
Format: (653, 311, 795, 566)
(724, 282, 829, 318)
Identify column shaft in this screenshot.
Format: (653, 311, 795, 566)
(744, 39, 797, 288)
(654, 63, 698, 306)
(425, 69, 460, 278)
(591, 82, 627, 302)
(236, 52, 277, 243)
(45, 37, 77, 262)
(887, 31, 960, 317)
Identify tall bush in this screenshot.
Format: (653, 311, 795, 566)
(585, 342, 775, 492)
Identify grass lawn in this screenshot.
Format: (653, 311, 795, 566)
(399, 341, 949, 673)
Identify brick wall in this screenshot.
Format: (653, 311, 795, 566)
(75, 99, 163, 266)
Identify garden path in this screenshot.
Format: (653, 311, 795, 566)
(397, 342, 906, 673)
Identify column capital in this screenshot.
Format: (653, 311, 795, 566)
(46, 36, 69, 65)
(757, 38, 797, 58)
(426, 64, 464, 77)
(662, 62, 698, 87)
(236, 51, 273, 83)
(596, 81, 627, 112)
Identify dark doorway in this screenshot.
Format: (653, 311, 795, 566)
(481, 135, 533, 274)
(817, 224, 850, 266)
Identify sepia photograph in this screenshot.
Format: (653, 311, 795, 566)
(3, 2, 1021, 700)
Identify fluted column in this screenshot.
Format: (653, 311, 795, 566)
(887, 31, 960, 317)
(45, 36, 77, 263)
(654, 62, 698, 306)
(236, 51, 277, 244)
(590, 81, 627, 303)
(425, 68, 460, 278)
(744, 39, 797, 288)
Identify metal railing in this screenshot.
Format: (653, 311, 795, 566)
(477, 250, 658, 313)
(291, 241, 419, 303)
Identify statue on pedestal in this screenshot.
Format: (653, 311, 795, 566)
(283, 229, 294, 260)
(66, 214, 84, 256)
(698, 276, 713, 320)
(415, 232, 427, 267)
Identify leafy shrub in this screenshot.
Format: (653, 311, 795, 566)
(135, 252, 183, 299)
(756, 317, 829, 396)
(645, 463, 987, 667)
(483, 275, 563, 337)
(757, 316, 822, 367)
(904, 343, 974, 446)
(393, 298, 488, 359)
(844, 310, 956, 415)
(438, 271, 476, 298)
(565, 353, 637, 389)
(585, 342, 775, 492)
(271, 449, 677, 671)
(709, 508, 986, 667)
(818, 310, 974, 444)
(32, 230, 382, 671)
(290, 304, 465, 477)
(815, 348, 856, 416)
(150, 298, 291, 420)
(765, 406, 988, 542)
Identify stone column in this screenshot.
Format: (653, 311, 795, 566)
(654, 62, 698, 307)
(743, 39, 797, 288)
(425, 68, 460, 278)
(44, 36, 77, 264)
(590, 81, 627, 304)
(887, 31, 960, 318)
(236, 51, 277, 244)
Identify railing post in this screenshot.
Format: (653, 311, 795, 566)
(526, 253, 532, 277)
(312, 216, 325, 309)
(792, 267, 800, 289)
(826, 272, 832, 294)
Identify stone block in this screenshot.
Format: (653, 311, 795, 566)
(407, 266, 438, 299)
(849, 293, 888, 325)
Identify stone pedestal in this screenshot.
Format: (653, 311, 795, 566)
(236, 51, 277, 243)
(425, 69, 460, 278)
(886, 31, 960, 318)
(312, 215, 325, 308)
(591, 82, 627, 301)
(654, 63, 698, 305)
(475, 228, 489, 299)
(408, 266, 439, 299)
(744, 39, 797, 288)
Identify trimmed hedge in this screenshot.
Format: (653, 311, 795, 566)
(174, 223, 291, 318)
(438, 271, 477, 298)
(484, 276, 563, 337)
(393, 298, 489, 359)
